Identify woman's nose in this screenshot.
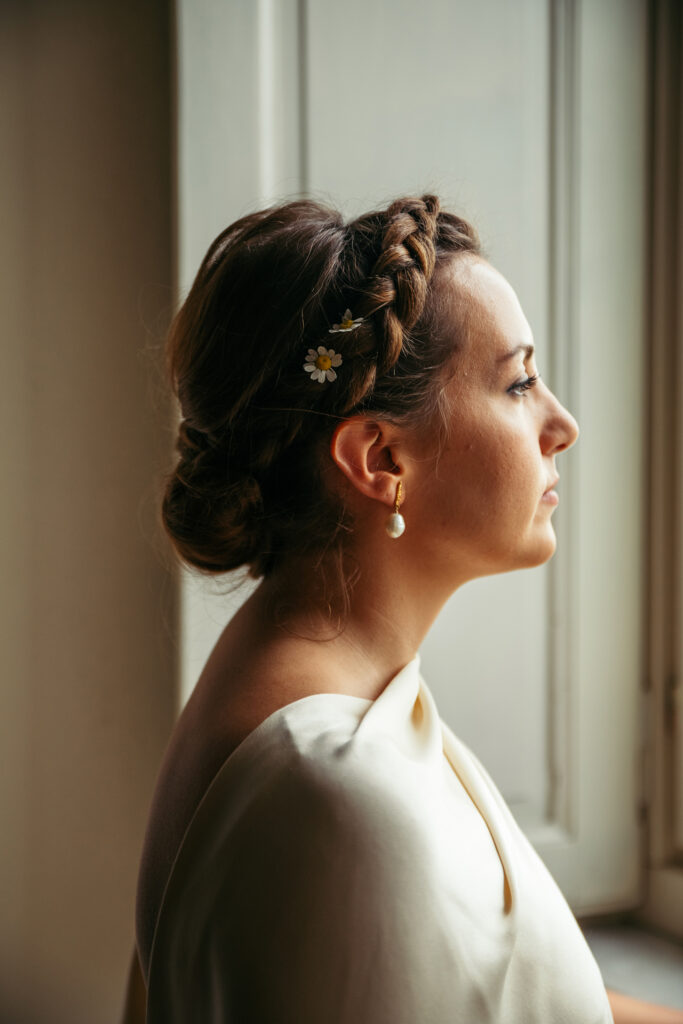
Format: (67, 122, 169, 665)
(560, 407, 579, 450)
(541, 395, 579, 454)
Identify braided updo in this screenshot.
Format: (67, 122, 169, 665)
(161, 193, 481, 584)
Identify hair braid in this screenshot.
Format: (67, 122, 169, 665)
(347, 195, 440, 391)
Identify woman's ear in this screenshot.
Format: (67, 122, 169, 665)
(330, 417, 403, 506)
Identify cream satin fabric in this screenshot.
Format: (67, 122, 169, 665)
(146, 656, 614, 1023)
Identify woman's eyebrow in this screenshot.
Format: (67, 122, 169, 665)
(498, 343, 535, 363)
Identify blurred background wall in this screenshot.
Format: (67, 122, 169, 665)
(0, 1, 681, 1022)
(0, 2, 177, 1021)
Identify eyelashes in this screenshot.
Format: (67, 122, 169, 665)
(509, 373, 540, 397)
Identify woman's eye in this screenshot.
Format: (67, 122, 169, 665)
(509, 373, 540, 397)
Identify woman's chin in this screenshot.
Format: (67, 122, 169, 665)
(476, 533, 557, 578)
(530, 529, 558, 566)
(511, 528, 558, 571)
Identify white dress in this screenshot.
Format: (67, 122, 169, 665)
(145, 655, 614, 1023)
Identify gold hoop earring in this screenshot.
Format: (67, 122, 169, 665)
(385, 480, 405, 538)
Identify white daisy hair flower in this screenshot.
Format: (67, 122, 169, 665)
(303, 345, 343, 383)
(329, 308, 364, 333)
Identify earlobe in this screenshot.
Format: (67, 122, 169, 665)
(330, 418, 402, 506)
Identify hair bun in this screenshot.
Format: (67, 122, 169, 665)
(162, 434, 266, 574)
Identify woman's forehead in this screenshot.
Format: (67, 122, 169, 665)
(445, 257, 533, 367)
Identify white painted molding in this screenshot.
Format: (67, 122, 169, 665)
(546, 0, 581, 842)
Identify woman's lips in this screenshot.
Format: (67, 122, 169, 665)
(541, 489, 559, 505)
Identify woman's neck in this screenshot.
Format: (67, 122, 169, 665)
(237, 541, 464, 701)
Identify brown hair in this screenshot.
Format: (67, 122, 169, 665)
(161, 193, 481, 598)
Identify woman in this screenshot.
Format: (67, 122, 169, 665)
(129, 194, 681, 1022)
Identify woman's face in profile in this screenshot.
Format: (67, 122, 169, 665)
(404, 257, 579, 583)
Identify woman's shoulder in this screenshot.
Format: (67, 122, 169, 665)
(203, 683, 420, 836)
(149, 680, 436, 946)
(138, 651, 418, 976)
(185, 645, 434, 860)
(161, 671, 431, 902)
(169, 636, 422, 830)
(140, 631, 428, 943)
(145, 680, 449, 1024)
(137, 659, 366, 957)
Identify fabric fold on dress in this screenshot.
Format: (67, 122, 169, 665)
(145, 654, 613, 1024)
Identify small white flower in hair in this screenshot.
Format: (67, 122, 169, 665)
(303, 345, 343, 383)
(329, 309, 364, 333)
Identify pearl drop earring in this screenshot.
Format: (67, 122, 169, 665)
(385, 480, 405, 538)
